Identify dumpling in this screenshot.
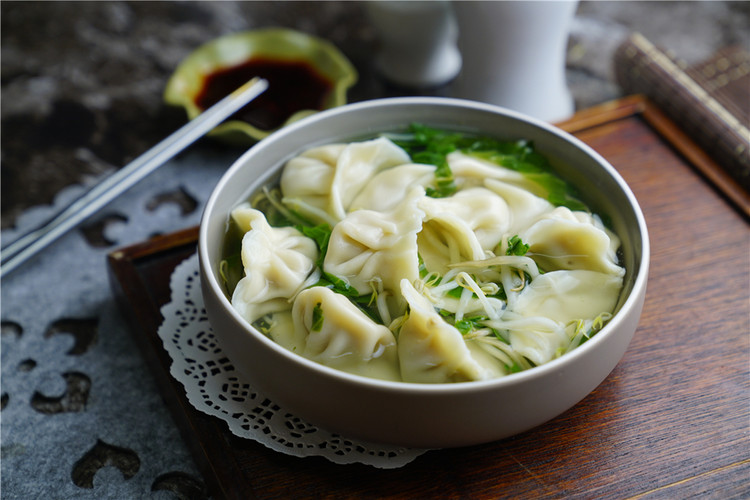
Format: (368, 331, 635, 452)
(421, 187, 511, 251)
(280, 143, 346, 226)
(417, 187, 510, 274)
(448, 151, 547, 196)
(328, 137, 412, 219)
(494, 268, 623, 365)
(323, 187, 425, 317)
(398, 279, 503, 383)
(511, 269, 623, 324)
(483, 178, 554, 235)
(483, 313, 569, 366)
(259, 310, 299, 352)
(231, 205, 319, 324)
(349, 163, 436, 212)
(521, 206, 624, 276)
(279, 137, 411, 224)
(290, 286, 401, 381)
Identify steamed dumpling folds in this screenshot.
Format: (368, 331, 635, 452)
(231, 205, 319, 324)
(448, 152, 547, 197)
(493, 268, 623, 365)
(279, 143, 345, 226)
(485, 314, 570, 367)
(398, 279, 504, 383)
(484, 178, 554, 236)
(329, 137, 411, 219)
(350, 163, 436, 212)
(512, 269, 623, 324)
(417, 187, 511, 274)
(291, 286, 400, 381)
(323, 187, 425, 316)
(521, 206, 624, 276)
(281, 137, 411, 226)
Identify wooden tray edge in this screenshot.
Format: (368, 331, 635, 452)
(558, 95, 750, 220)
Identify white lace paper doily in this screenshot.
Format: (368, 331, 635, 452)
(157, 253, 428, 469)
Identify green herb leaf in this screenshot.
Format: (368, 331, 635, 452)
(316, 272, 358, 297)
(418, 254, 428, 279)
(506, 235, 530, 256)
(218, 256, 239, 292)
(252, 315, 274, 335)
(296, 223, 332, 267)
(311, 303, 324, 331)
(446, 286, 467, 299)
(454, 317, 480, 335)
(393, 123, 458, 198)
(506, 361, 523, 373)
(312, 273, 384, 323)
(452, 315, 496, 336)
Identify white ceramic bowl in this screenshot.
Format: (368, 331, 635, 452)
(199, 97, 649, 448)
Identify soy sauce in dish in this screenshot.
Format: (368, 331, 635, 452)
(195, 58, 333, 131)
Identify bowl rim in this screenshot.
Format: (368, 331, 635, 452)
(199, 96, 651, 394)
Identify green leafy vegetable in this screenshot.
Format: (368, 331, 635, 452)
(454, 316, 487, 335)
(311, 303, 324, 331)
(253, 316, 274, 335)
(392, 123, 587, 209)
(219, 254, 244, 296)
(445, 286, 465, 299)
(505, 361, 524, 374)
(506, 235, 529, 256)
(312, 272, 383, 324)
(296, 223, 332, 267)
(418, 254, 428, 279)
(218, 216, 247, 296)
(468, 148, 587, 211)
(391, 123, 458, 198)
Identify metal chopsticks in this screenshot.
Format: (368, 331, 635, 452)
(1, 77, 269, 278)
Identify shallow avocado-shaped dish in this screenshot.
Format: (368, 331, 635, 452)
(164, 28, 358, 145)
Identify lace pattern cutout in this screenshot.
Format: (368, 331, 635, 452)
(158, 253, 428, 468)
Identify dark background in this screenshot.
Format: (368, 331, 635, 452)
(0, 1, 750, 229)
(3, 1, 748, 230)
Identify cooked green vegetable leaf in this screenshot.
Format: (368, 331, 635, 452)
(454, 316, 486, 335)
(218, 254, 244, 296)
(253, 315, 274, 335)
(418, 254, 428, 279)
(311, 303, 324, 331)
(506, 235, 529, 256)
(297, 223, 332, 267)
(316, 272, 358, 297)
(297, 223, 331, 251)
(312, 272, 383, 323)
(392, 123, 458, 198)
(445, 286, 465, 299)
(505, 361, 524, 373)
(392, 124, 587, 209)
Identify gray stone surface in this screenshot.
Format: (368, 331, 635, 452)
(1, 2, 748, 498)
(1, 150, 230, 499)
(3, 1, 748, 230)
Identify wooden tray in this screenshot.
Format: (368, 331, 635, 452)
(108, 96, 749, 499)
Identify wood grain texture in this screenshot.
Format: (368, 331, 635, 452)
(109, 96, 749, 499)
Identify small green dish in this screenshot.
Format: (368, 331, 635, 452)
(164, 28, 358, 145)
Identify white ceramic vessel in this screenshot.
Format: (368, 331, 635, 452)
(199, 97, 649, 448)
(451, 1, 579, 122)
(366, 0, 462, 88)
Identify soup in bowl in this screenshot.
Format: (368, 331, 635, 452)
(199, 97, 649, 448)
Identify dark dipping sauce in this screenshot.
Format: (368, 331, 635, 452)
(195, 58, 334, 131)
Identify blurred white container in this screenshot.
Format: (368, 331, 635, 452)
(366, 0, 462, 88)
(451, 1, 579, 122)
